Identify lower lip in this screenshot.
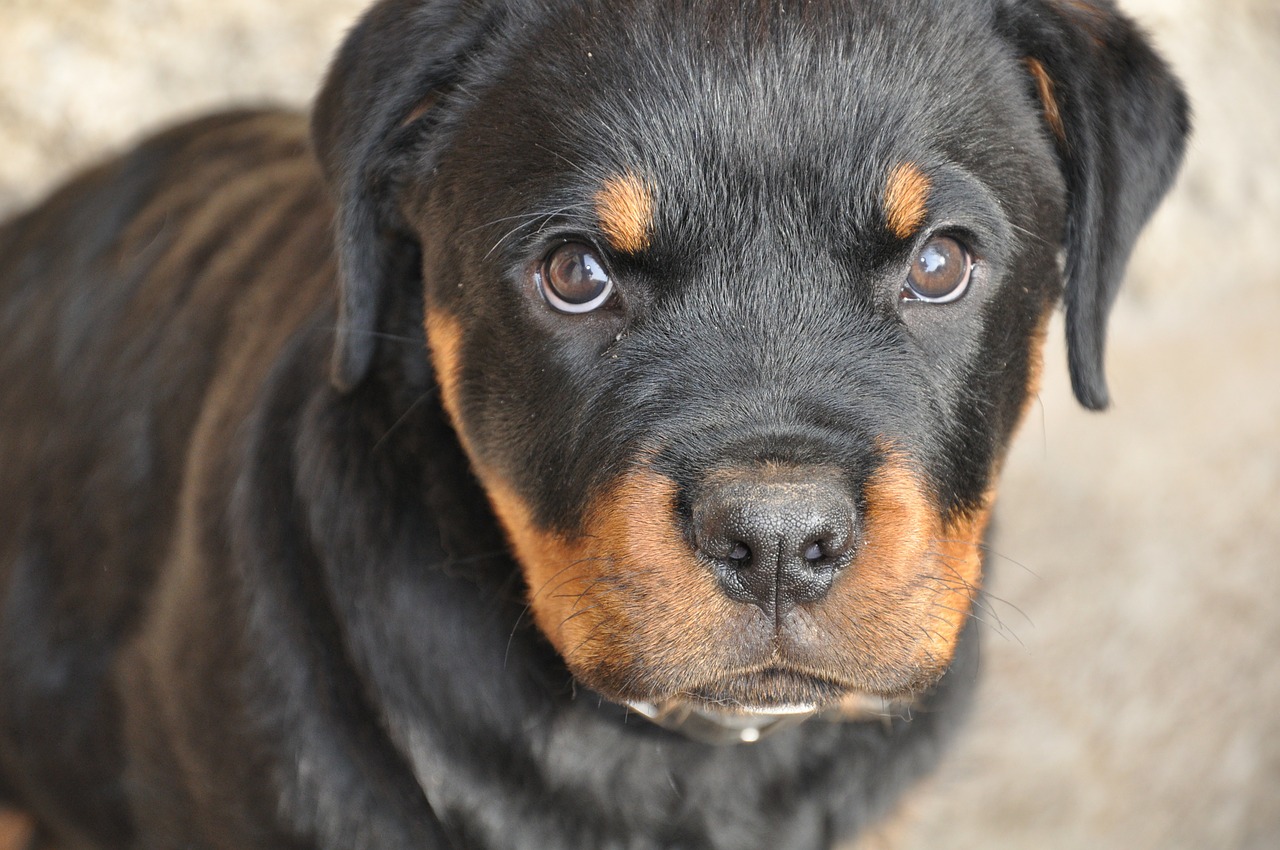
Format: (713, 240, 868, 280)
(735, 703, 819, 716)
(625, 700, 820, 719)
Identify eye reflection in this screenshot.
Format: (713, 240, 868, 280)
(903, 236, 972, 303)
(538, 243, 613, 313)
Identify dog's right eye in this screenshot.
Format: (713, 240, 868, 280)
(537, 243, 614, 313)
(902, 235, 972, 304)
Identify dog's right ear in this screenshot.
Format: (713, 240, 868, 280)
(997, 0, 1190, 410)
(312, 0, 503, 392)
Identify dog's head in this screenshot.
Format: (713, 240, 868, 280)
(312, 0, 1187, 712)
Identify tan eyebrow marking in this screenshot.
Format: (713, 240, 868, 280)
(883, 162, 932, 240)
(594, 172, 653, 254)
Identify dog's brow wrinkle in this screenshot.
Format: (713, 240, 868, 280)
(532, 142, 594, 180)
(480, 204, 594, 258)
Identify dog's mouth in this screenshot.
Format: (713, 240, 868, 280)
(674, 666, 848, 714)
(621, 668, 911, 744)
(470, 449, 989, 718)
(624, 698, 815, 745)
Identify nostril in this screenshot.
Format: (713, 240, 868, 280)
(728, 542, 751, 563)
(802, 525, 856, 566)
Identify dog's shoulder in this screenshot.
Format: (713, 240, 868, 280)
(1, 108, 331, 378)
(0, 106, 342, 545)
(0, 104, 341, 748)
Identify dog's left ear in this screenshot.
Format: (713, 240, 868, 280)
(312, 0, 506, 392)
(998, 0, 1190, 409)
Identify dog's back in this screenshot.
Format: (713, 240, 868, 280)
(0, 109, 335, 842)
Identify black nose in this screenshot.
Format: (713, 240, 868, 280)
(692, 468, 857, 618)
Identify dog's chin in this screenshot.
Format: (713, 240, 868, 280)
(619, 667, 853, 717)
(611, 666, 926, 745)
(685, 668, 849, 714)
(585, 654, 946, 716)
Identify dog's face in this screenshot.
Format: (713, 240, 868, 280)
(414, 2, 1063, 708)
(314, 0, 1187, 712)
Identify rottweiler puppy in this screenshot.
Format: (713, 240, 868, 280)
(0, 0, 1187, 847)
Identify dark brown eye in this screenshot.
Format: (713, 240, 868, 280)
(903, 236, 972, 304)
(538, 242, 613, 313)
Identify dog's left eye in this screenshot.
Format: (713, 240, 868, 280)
(537, 243, 614, 313)
(902, 236, 972, 304)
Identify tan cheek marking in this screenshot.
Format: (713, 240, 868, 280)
(1026, 310, 1051, 399)
(485, 468, 733, 688)
(908, 323, 1050, 665)
(424, 309, 466, 438)
(1024, 57, 1067, 143)
(594, 173, 653, 254)
(883, 163, 932, 240)
(855, 454, 936, 599)
(0, 811, 36, 850)
(424, 309, 601, 660)
(817, 453, 936, 680)
(849, 454, 987, 672)
(422, 307, 727, 691)
(925, 496, 994, 664)
(481, 477, 599, 660)
(590, 471, 738, 672)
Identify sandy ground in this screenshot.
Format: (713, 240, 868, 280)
(1, 1, 1277, 848)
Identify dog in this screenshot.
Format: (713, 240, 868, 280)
(0, 0, 1187, 847)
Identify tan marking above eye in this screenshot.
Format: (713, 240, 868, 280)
(883, 163, 932, 240)
(594, 172, 653, 254)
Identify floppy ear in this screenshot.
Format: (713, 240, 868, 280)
(312, 0, 502, 391)
(998, 0, 1190, 409)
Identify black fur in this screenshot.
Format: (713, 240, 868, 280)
(995, 0, 1191, 409)
(0, 1, 1186, 848)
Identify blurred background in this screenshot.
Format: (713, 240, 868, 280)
(1, 0, 1276, 847)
